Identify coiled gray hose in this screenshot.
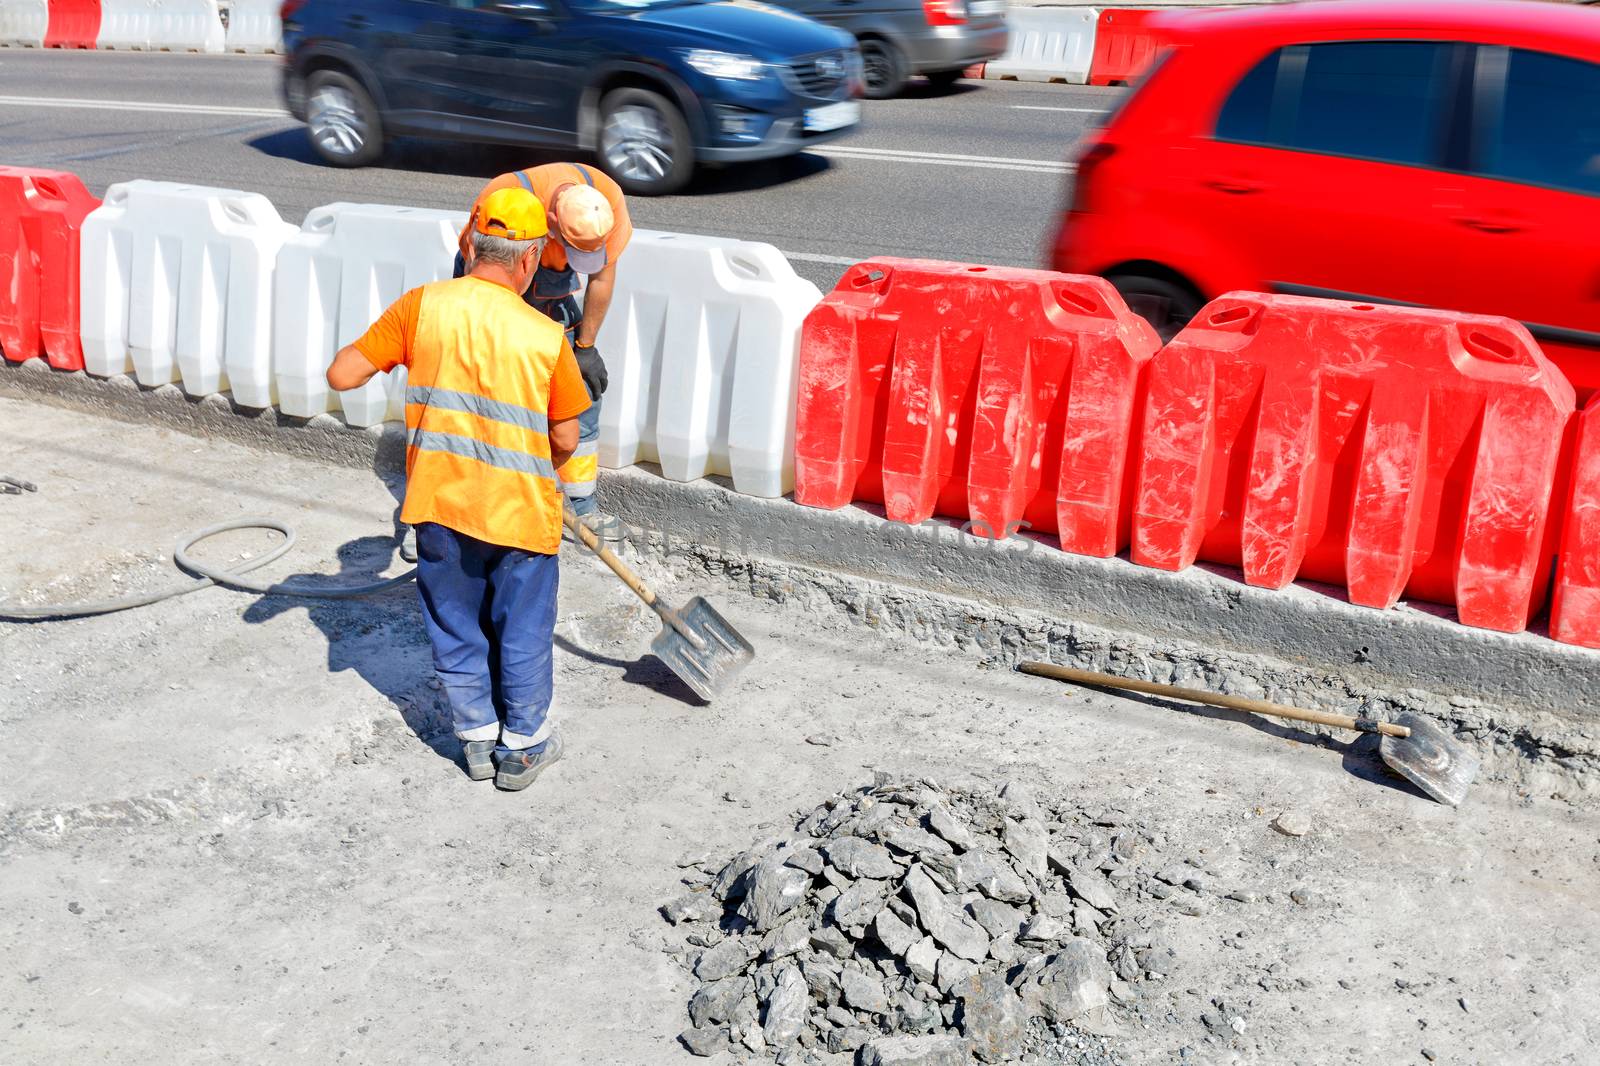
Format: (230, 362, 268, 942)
(0, 518, 417, 621)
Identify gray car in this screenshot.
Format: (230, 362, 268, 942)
(768, 0, 1008, 98)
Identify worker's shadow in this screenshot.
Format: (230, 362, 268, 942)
(552, 632, 704, 707)
(238, 460, 458, 763)
(240, 533, 458, 761)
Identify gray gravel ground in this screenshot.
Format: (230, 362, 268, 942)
(2, 394, 1599, 1065)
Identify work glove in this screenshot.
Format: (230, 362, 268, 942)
(575, 342, 609, 398)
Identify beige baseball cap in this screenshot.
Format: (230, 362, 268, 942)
(555, 184, 614, 273)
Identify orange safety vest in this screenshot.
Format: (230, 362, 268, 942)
(399, 277, 568, 555)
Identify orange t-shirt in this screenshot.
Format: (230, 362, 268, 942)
(464, 162, 633, 274)
(354, 284, 590, 423)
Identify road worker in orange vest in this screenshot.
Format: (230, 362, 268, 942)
(457, 162, 633, 528)
(326, 186, 591, 791)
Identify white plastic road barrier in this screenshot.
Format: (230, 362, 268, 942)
(98, 0, 225, 52)
(0, 0, 48, 47)
(157, 0, 224, 52)
(76, 181, 295, 398)
(597, 231, 822, 499)
(223, 0, 281, 53)
(81, 204, 135, 379)
(96, 0, 151, 49)
(273, 203, 466, 428)
(985, 8, 1099, 85)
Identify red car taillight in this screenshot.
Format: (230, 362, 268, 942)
(922, 0, 968, 27)
(1070, 140, 1116, 215)
(280, 0, 308, 20)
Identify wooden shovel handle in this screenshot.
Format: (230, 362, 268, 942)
(561, 509, 707, 649)
(562, 508, 657, 608)
(1017, 662, 1411, 738)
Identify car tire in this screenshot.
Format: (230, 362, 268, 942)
(304, 69, 384, 168)
(1107, 273, 1205, 342)
(860, 38, 907, 99)
(925, 69, 964, 91)
(599, 87, 694, 196)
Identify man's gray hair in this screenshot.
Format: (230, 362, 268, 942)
(471, 230, 543, 269)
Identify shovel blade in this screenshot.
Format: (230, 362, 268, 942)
(651, 596, 755, 702)
(1379, 712, 1480, 807)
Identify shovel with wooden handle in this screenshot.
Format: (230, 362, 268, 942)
(1016, 661, 1479, 807)
(563, 509, 754, 702)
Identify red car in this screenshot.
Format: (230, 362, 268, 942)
(1051, 0, 1600, 397)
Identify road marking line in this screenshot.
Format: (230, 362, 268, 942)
(815, 143, 1068, 166)
(1011, 105, 1106, 114)
(780, 251, 863, 267)
(811, 145, 1073, 174)
(0, 94, 286, 118)
(0, 95, 1075, 174)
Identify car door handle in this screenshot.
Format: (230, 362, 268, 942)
(343, 13, 369, 29)
(1452, 215, 1523, 235)
(1205, 178, 1263, 195)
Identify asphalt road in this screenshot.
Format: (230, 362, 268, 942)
(0, 48, 1118, 290)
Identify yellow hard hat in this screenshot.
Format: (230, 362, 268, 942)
(474, 186, 549, 241)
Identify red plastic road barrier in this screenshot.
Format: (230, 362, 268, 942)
(1551, 393, 1600, 648)
(1130, 293, 1575, 632)
(45, 0, 100, 48)
(1089, 9, 1162, 87)
(962, 63, 986, 79)
(794, 258, 1160, 554)
(0, 167, 99, 371)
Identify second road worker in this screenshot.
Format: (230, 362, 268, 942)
(459, 161, 633, 523)
(327, 186, 591, 792)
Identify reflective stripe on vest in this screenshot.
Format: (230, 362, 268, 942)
(399, 277, 568, 554)
(557, 438, 599, 498)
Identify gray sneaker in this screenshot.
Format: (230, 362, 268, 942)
(399, 525, 418, 564)
(495, 730, 564, 792)
(462, 739, 496, 781)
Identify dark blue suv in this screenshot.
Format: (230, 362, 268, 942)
(279, 0, 864, 194)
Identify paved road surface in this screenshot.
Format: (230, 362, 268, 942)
(0, 49, 1117, 289)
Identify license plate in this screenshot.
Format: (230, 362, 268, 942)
(971, 0, 1003, 15)
(805, 101, 860, 133)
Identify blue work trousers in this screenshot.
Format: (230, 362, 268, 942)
(414, 522, 558, 756)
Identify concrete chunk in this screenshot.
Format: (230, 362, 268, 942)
(874, 908, 920, 958)
(857, 1034, 973, 1066)
(679, 1024, 730, 1057)
(825, 837, 901, 880)
(904, 866, 991, 962)
(967, 898, 1026, 939)
(762, 965, 808, 1046)
(761, 917, 811, 962)
(1018, 937, 1113, 1023)
(841, 968, 891, 1015)
(1002, 817, 1049, 879)
(694, 937, 758, 982)
(926, 803, 974, 850)
(957, 970, 1029, 1063)
(906, 936, 940, 983)
(830, 877, 887, 930)
(690, 975, 753, 1028)
(661, 891, 720, 926)
(1066, 869, 1118, 913)
(738, 857, 811, 931)
(886, 823, 955, 859)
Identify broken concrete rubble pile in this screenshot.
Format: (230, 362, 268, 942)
(661, 778, 1184, 1064)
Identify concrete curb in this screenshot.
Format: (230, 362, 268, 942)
(6, 358, 1597, 792)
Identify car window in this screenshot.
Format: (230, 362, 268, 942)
(1474, 48, 1600, 197)
(1216, 41, 1454, 169)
